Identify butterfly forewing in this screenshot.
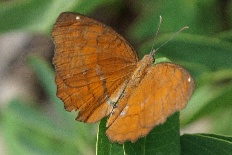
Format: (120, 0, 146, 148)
(52, 12, 138, 123)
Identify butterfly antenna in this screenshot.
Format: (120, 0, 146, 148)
(150, 16, 162, 56)
(153, 26, 189, 55)
(149, 15, 189, 57)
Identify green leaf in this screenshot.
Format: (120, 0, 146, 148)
(212, 108, 232, 135)
(181, 70, 232, 125)
(199, 134, 232, 142)
(0, 0, 76, 33)
(129, 0, 194, 40)
(140, 33, 232, 73)
(3, 97, 95, 154)
(129, 0, 222, 42)
(181, 134, 232, 155)
(2, 99, 80, 154)
(97, 113, 181, 155)
(217, 30, 232, 42)
(124, 113, 180, 155)
(0, 0, 118, 34)
(97, 117, 124, 155)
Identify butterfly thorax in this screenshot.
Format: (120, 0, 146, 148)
(130, 54, 154, 86)
(106, 54, 154, 127)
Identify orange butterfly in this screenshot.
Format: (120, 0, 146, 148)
(52, 12, 195, 143)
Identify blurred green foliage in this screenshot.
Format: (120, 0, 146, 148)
(1, 0, 232, 154)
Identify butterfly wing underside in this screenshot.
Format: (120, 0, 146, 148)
(52, 12, 138, 123)
(106, 63, 195, 143)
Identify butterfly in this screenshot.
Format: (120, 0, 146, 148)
(52, 12, 195, 143)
